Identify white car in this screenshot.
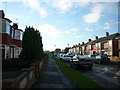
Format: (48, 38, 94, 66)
(62, 54, 72, 62)
(57, 53, 63, 60)
(70, 56, 93, 70)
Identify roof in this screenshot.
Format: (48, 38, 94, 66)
(82, 33, 120, 46)
(92, 33, 120, 44)
(71, 33, 120, 48)
(16, 29, 23, 32)
(3, 18, 12, 22)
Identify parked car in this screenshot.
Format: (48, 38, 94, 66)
(94, 55, 110, 64)
(70, 55, 93, 70)
(59, 53, 64, 60)
(88, 55, 96, 60)
(62, 54, 72, 62)
(57, 53, 63, 60)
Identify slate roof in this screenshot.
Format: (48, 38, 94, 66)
(92, 33, 120, 44)
(72, 33, 120, 48)
(83, 33, 120, 46)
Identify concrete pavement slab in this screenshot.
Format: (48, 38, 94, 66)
(32, 56, 75, 89)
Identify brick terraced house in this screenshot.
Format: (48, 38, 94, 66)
(0, 10, 23, 60)
(69, 32, 120, 57)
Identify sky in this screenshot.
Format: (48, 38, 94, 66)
(0, 0, 119, 51)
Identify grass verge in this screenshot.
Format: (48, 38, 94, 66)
(110, 61, 120, 65)
(52, 56, 103, 88)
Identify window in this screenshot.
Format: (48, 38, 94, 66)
(20, 31, 23, 40)
(2, 20, 10, 34)
(14, 30, 23, 40)
(11, 28, 14, 39)
(109, 41, 112, 46)
(98, 43, 101, 48)
(15, 30, 20, 40)
(6, 21, 10, 34)
(91, 45, 94, 49)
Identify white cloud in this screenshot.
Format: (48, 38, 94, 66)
(35, 24, 79, 38)
(22, 0, 48, 17)
(85, 27, 93, 32)
(35, 24, 61, 37)
(115, 22, 120, 24)
(51, 0, 73, 11)
(71, 28, 79, 31)
(63, 31, 71, 34)
(103, 22, 111, 30)
(1, 0, 119, 2)
(75, 35, 83, 39)
(83, 4, 104, 23)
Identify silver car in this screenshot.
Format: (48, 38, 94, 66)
(70, 55, 93, 70)
(62, 54, 72, 62)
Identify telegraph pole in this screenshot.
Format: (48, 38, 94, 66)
(3, 1, 7, 15)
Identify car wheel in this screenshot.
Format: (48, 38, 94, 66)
(73, 65, 77, 69)
(89, 66, 92, 70)
(98, 60, 101, 64)
(69, 64, 72, 68)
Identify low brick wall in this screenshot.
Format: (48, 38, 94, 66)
(2, 55, 48, 89)
(109, 56, 120, 62)
(3, 66, 36, 89)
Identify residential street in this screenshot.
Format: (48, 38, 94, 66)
(64, 61, 120, 89)
(32, 56, 75, 88)
(79, 63, 120, 88)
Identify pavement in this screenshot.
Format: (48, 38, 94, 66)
(32, 56, 75, 89)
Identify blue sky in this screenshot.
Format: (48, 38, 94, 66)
(0, 0, 119, 51)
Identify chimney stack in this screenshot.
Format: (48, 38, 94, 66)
(106, 32, 109, 37)
(96, 36, 98, 40)
(0, 10, 5, 18)
(88, 39, 91, 42)
(13, 23, 18, 29)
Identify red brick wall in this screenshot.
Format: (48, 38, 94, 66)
(12, 39, 22, 47)
(0, 33, 11, 45)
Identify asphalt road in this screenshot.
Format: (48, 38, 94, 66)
(32, 56, 120, 89)
(65, 61, 120, 89)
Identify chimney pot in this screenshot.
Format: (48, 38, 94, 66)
(106, 32, 109, 37)
(88, 39, 91, 42)
(0, 10, 5, 18)
(13, 23, 18, 29)
(96, 36, 98, 40)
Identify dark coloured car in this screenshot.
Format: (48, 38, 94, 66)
(94, 55, 110, 64)
(69, 55, 93, 70)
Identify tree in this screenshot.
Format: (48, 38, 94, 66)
(19, 26, 43, 62)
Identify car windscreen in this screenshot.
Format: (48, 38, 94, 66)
(101, 55, 108, 58)
(77, 56, 91, 60)
(64, 55, 70, 57)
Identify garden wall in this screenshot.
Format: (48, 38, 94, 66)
(109, 56, 120, 62)
(2, 55, 48, 89)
